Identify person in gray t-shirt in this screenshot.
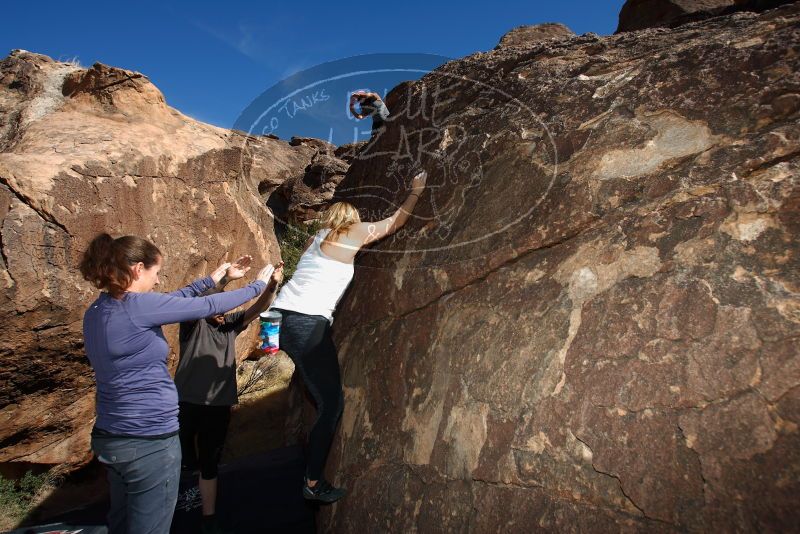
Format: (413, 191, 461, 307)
(174, 255, 283, 533)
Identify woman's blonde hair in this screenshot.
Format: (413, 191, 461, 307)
(320, 202, 361, 243)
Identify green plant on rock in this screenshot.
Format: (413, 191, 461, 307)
(278, 221, 320, 281)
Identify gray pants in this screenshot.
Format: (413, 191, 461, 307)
(91, 433, 182, 534)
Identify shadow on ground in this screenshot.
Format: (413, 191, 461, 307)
(8, 358, 315, 534)
(9, 446, 316, 534)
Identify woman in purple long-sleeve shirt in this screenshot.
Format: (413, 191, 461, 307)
(80, 233, 272, 534)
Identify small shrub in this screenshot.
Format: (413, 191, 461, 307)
(237, 357, 282, 398)
(0, 470, 59, 528)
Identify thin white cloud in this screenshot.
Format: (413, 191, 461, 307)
(190, 18, 337, 78)
(191, 19, 265, 65)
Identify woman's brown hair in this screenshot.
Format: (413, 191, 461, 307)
(79, 234, 162, 298)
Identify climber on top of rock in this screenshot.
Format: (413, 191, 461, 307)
(269, 169, 428, 504)
(349, 89, 390, 134)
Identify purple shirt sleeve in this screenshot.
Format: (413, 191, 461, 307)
(130, 281, 266, 328)
(167, 276, 216, 298)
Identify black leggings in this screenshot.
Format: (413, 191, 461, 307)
(178, 402, 231, 480)
(275, 308, 344, 481)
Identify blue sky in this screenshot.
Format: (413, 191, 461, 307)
(4, 1, 625, 143)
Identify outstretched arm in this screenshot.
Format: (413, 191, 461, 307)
(134, 281, 266, 328)
(349, 95, 364, 119)
(350, 171, 427, 247)
(241, 262, 285, 327)
(168, 254, 252, 297)
(166, 276, 218, 298)
(135, 264, 274, 328)
(167, 261, 230, 298)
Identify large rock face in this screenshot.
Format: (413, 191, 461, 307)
(324, 4, 800, 532)
(0, 51, 316, 467)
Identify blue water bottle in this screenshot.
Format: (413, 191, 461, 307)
(259, 310, 282, 354)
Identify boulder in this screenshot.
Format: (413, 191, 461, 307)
(617, 0, 735, 33)
(267, 146, 354, 227)
(616, 0, 797, 32)
(288, 135, 336, 154)
(497, 23, 576, 48)
(0, 51, 316, 467)
(323, 3, 800, 531)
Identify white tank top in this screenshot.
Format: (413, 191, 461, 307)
(271, 228, 355, 323)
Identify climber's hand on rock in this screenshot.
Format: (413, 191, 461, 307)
(411, 171, 427, 193)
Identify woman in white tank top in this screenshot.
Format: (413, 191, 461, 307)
(270, 227, 355, 324)
(271, 171, 428, 503)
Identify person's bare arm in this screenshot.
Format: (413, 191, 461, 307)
(240, 262, 284, 327)
(350, 95, 364, 119)
(350, 171, 427, 247)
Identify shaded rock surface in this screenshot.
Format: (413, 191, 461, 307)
(0, 51, 317, 467)
(323, 4, 800, 531)
(617, 0, 736, 32)
(616, 0, 797, 32)
(266, 137, 357, 227)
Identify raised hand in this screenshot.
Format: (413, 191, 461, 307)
(256, 264, 276, 286)
(270, 261, 285, 288)
(210, 262, 232, 284)
(226, 255, 253, 281)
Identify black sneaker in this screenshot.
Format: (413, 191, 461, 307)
(303, 478, 346, 503)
